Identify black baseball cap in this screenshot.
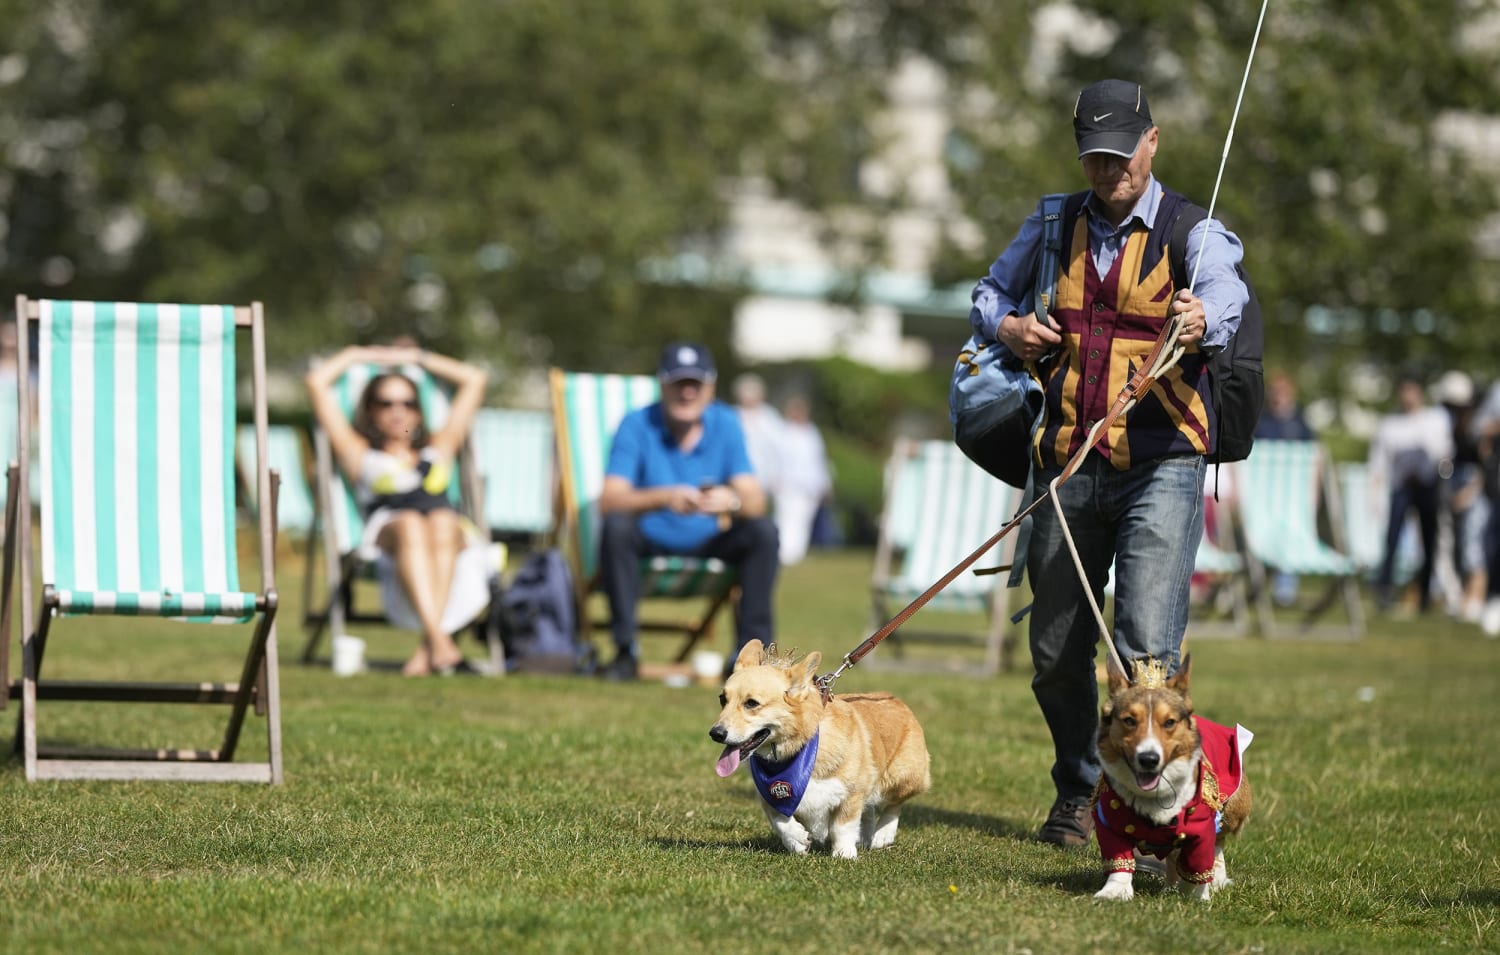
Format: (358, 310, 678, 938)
(658, 341, 716, 383)
(1073, 79, 1154, 159)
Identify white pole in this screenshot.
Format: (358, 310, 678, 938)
(1189, 0, 1272, 292)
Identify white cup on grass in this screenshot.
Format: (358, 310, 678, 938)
(332, 635, 367, 677)
(691, 650, 725, 681)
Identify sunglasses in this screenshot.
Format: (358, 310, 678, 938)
(373, 397, 420, 411)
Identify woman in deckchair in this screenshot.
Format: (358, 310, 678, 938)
(308, 344, 488, 676)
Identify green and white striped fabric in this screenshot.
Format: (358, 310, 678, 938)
(471, 407, 554, 536)
(1194, 533, 1244, 575)
(880, 440, 1017, 614)
(237, 424, 316, 536)
(555, 371, 733, 594)
(323, 362, 459, 555)
(39, 300, 256, 621)
(1239, 440, 1356, 576)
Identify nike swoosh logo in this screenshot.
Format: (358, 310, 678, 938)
(1093, 112, 1113, 122)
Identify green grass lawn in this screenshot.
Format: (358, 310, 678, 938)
(2, 547, 1498, 954)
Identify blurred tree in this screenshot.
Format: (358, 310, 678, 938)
(932, 0, 1500, 413)
(0, 0, 904, 384)
(2, 0, 1496, 418)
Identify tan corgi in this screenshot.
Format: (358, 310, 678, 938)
(1093, 656, 1253, 901)
(709, 639, 931, 859)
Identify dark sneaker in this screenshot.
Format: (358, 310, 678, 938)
(1133, 848, 1168, 878)
(600, 652, 639, 682)
(1036, 796, 1094, 847)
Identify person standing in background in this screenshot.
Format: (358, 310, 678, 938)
(732, 373, 784, 501)
(1434, 370, 1487, 623)
(1368, 370, 1453, 615)
(773, 394, 833, 565)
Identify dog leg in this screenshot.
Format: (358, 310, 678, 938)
(1094, 872, 1135, 901)
(829, 819, 861, 859)
(762, 803, 811, 855)
(866, 806, 901, 850)
(1210, 845, 1231, 890)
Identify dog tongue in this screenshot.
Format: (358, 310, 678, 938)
(716, 745, 742, 777)
(1136, 772, 1161, 792)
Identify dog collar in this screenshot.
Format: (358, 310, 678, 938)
(750, 731, 820, 816)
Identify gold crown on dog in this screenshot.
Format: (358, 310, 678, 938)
(1129, 657, 1172, 688)
(761, 643, 802, 669)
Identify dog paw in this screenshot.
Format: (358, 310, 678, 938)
(831, 843, 859, 860)
(1094, 875, 1134, 901)
(1183, 882, 1213, 902)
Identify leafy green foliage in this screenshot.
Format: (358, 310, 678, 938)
(0, 1, 893, 372)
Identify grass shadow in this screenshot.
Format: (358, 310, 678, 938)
(900, 803, 1033, 841)
(649, 835, 783, 855)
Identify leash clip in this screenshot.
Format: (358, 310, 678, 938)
(815, 655, 856, 703)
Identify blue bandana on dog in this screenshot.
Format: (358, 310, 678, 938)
(750, 732, 820, 816)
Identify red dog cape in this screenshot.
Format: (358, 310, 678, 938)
(1093, 717, 1252, 884)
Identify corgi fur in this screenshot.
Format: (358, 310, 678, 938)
(709, 639, 931, 859)
(1093, 655, 1252, 902)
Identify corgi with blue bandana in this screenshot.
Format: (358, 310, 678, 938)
(709, 640, 930, 859)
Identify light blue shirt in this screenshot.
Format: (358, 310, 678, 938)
(970, 177, 1249, 350)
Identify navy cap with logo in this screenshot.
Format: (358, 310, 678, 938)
(1073, 79, 1154, 159)
(658, 341, 716, 383)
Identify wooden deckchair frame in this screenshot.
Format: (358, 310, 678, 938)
(2, 297, 283, 783)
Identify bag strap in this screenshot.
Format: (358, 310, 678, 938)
(1166, 201, 1227, 484)
(1031, 193, 1068, 325)
(1167, 202, 1209, 291)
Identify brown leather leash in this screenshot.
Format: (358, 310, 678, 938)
(816, 312, 1188, 703)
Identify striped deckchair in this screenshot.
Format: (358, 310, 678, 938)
(1238, 440, 1364, 638)
(1, 297, 282, 783)
(302, 359, 503, 670)
(549, 368, 738, 661)
(237, 424, 316, 537)
(471, 407, 555, 544)
(867, 438, 1020, 674)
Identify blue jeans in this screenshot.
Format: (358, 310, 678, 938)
(1025, 453, 1205, 801)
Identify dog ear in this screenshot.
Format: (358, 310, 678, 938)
(1105, 656, 1130, 695)
(733, 639, 765, 672)
(1167, 654, 1192, 693)
(800, 651, 823, 683)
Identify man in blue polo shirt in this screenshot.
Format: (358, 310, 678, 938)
(597, 342, 780, 681)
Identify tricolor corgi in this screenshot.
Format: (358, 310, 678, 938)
(1093, 656, 1253, 901)
(709, 640, 931, 859)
